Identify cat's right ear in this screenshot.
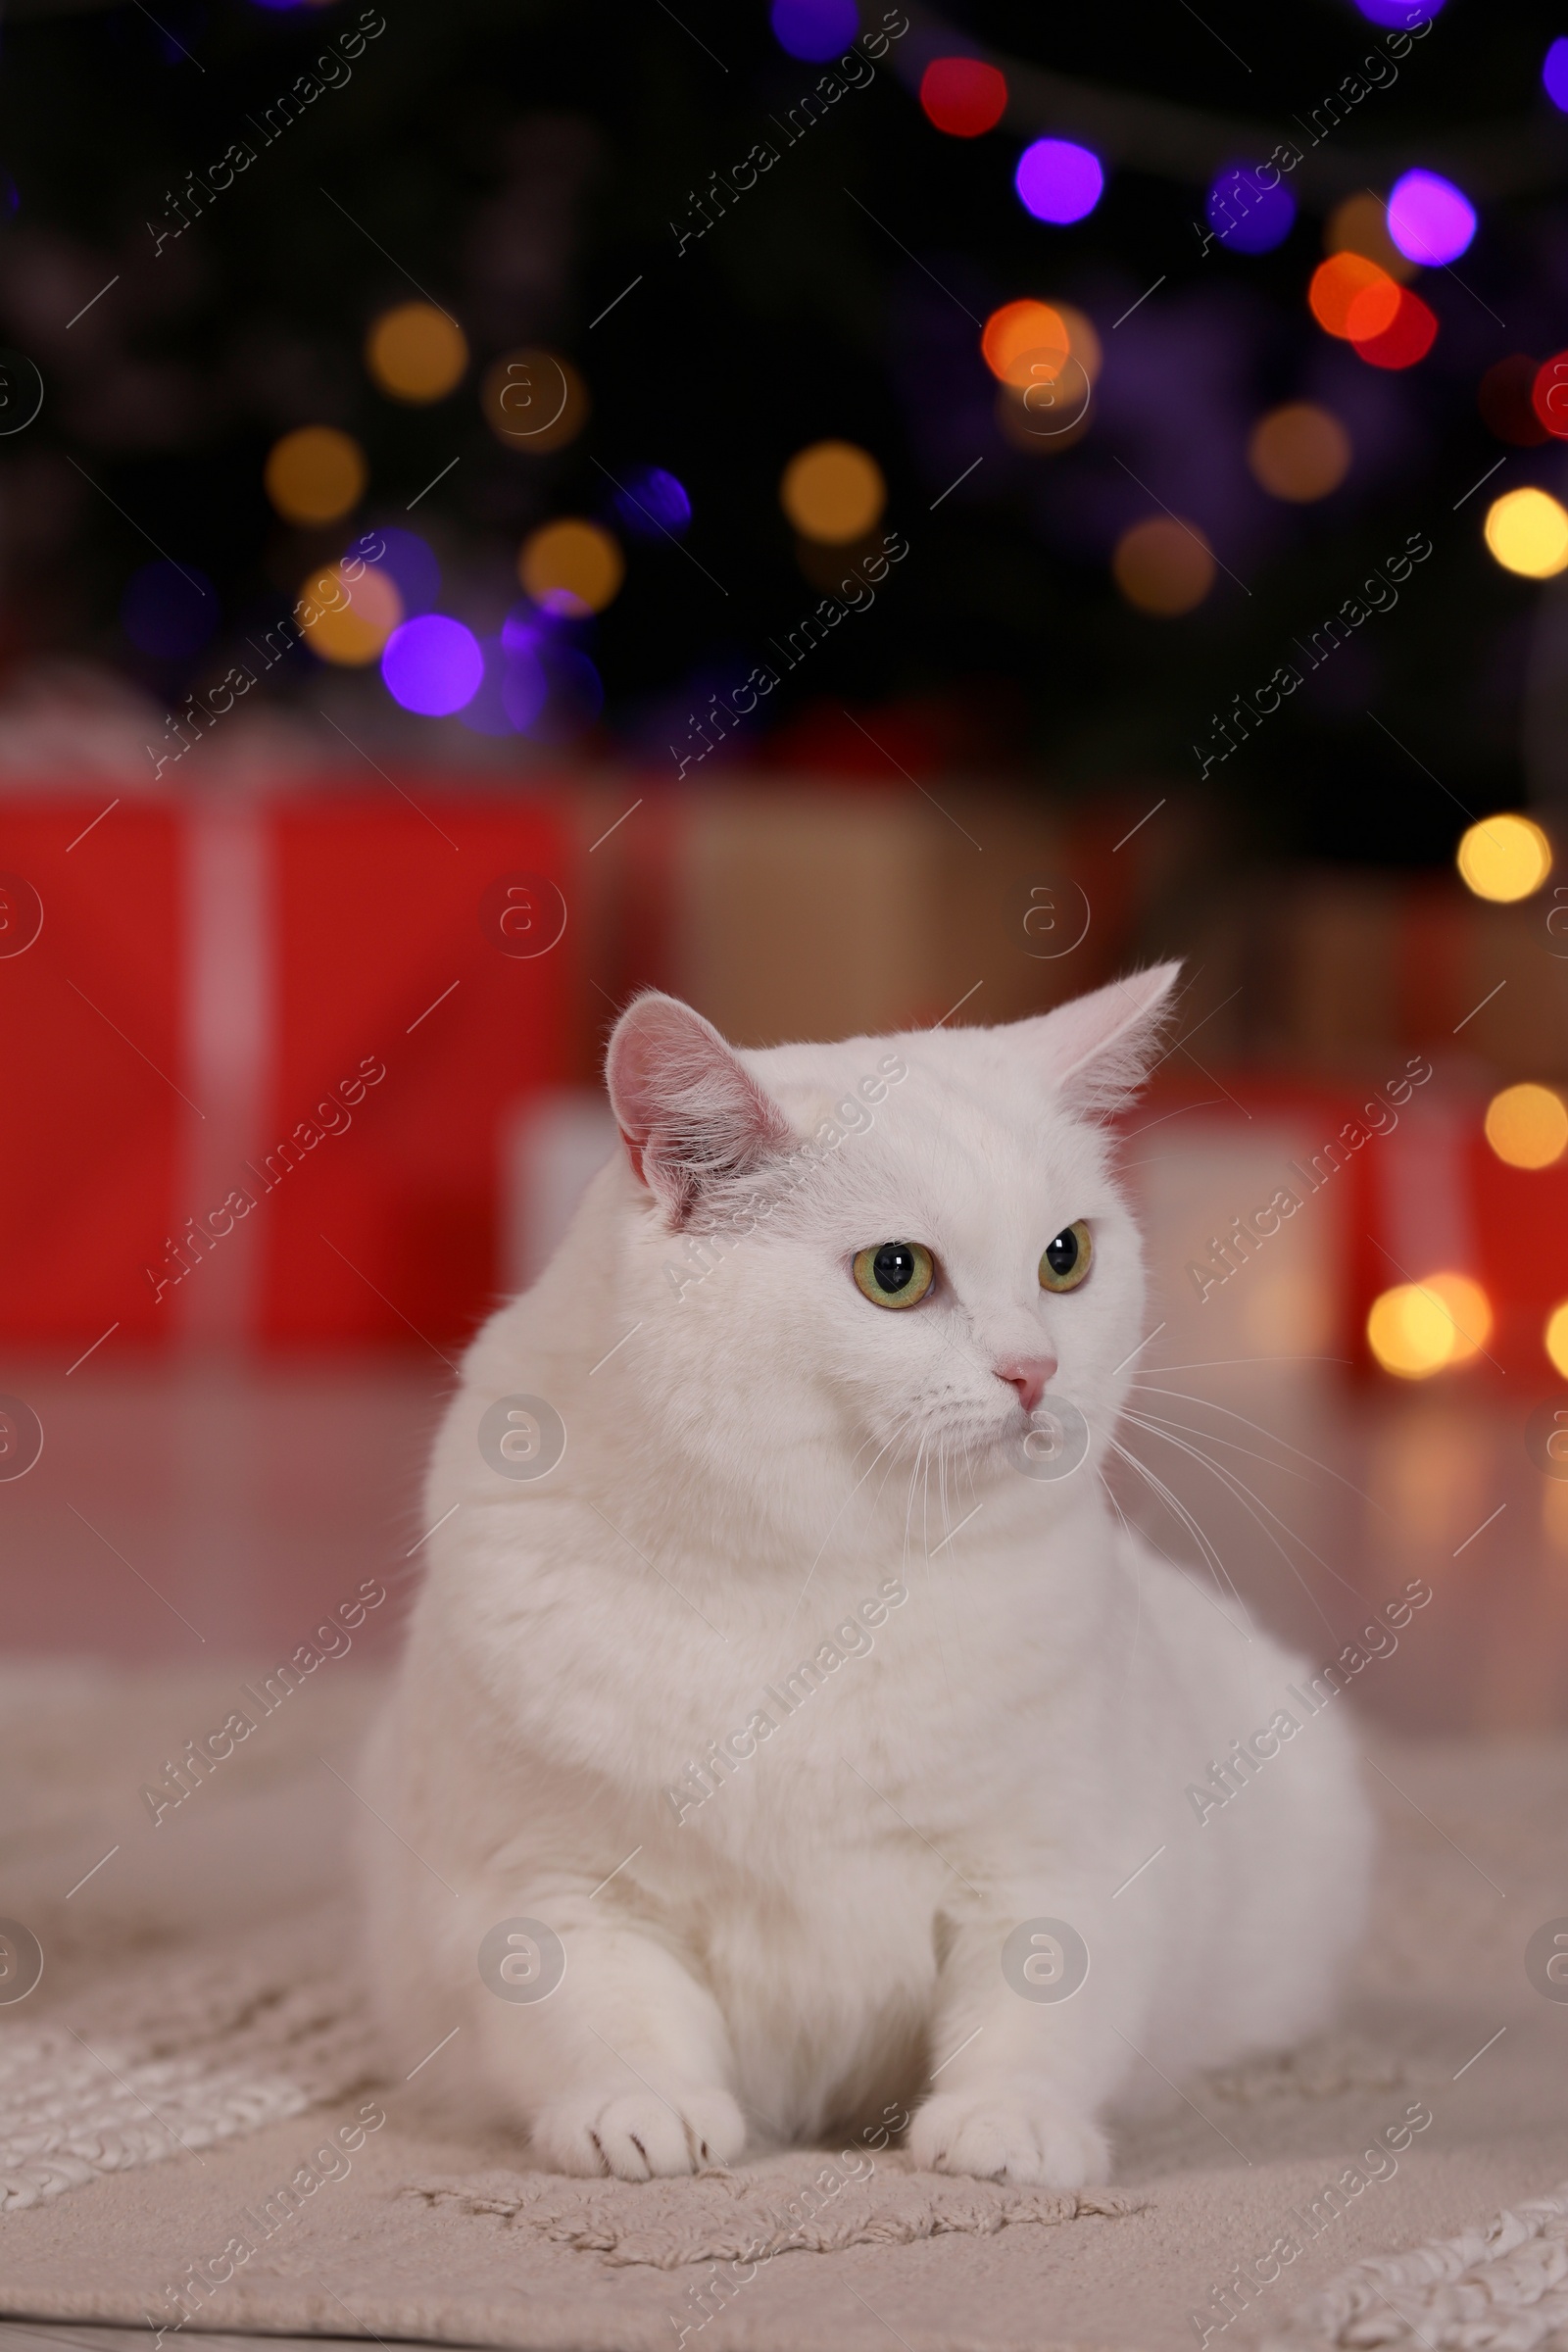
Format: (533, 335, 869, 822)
(605, 992, 793, 1226)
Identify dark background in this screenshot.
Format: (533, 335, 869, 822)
(2, 0, 1566, 862)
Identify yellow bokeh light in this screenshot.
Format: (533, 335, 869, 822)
(518, 517, 624, 616)
(1367, 1278, 1489, 1378)
(365, 303, 469, 404)
(298, 560, 402, 665)
(1545, 1301, 1568, 1378)
(1112, 515, 1214, 615)
(1054, 302, 1102, 386)
(1484, 1081, 1568, 1169)
(1484, 486, 1568, 579)
(1417, 1272, 1492, 1366)
(1325, 192, 1417, 283)
(1455, 811, 1552, 902)
(480, 349, 590, 455)
(1247, 404, 1351, 502)
(779, 441, 886, 545)
(264, 425, 367, 526)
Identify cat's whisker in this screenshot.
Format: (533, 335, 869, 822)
(1133, 1354, 1353, 1375)
(1104, 1434, 1247, 1617)
(1121, 1406, 1366, 1601)
(1125, 1382, 1392, 1521)
(1100, 1464, 1257, 1642)
(1125, 1406, 1317, 1487)
(1119, 1410, 1354, 1628)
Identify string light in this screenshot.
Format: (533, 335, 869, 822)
(264, 426, 366, 524)
(1483, 488, 1568, 580)
(480, 349, 589, 455)
(380, 613, 483, 716)
(517, 518, 625, 616)
(299, 561, 402, 664)
(1484, 1082, 1568, 1169)
(1308, 253, 1396, 340)
(1247, 405, 1351, 501)
(1014, 138, 1102, 225)
(1112, 517, 1214, 615)
(780, 441, 886, 544)
(365, 303, 468, 404)
(1387, 169, 1476, 267)
(1349, 286, 1438, 370)
(920, 57, 1007, 136)
(1456, 811, 1552, 900)
(1367, 1275, 1486, 1379)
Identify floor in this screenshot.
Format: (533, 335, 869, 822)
(0, 1348, 1561, 1734)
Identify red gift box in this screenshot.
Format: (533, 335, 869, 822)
(0, 799, 185, 1352)
(0, 788, 581, 1355)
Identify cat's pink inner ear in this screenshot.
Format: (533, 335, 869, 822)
(605, 991, 793, 1220)
(1022, 961, 1183, 1112)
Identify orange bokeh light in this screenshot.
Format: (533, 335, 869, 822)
(1309, 252, 1396, 341)
(1344, 278, 1402, 343)
(982, 300, 1069, 384)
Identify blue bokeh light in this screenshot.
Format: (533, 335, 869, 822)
(613, 466, 692, 539)
(1206, 165, 1296, 254)
(1546, 37, 1568, 113)
(356, 526, 439, 616)
(120, 562, 218, 662)
(770, 0, 858, 63)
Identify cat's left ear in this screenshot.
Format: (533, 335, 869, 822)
(606, 991, 794, 1225)
(1014, 961, 1183, 1114)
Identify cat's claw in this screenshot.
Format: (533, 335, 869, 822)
(532, 2086, 746, 2180)
(908, 2089, 1110, 2187)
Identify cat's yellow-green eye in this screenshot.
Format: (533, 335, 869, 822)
(1040, 1220, 1093, 1293)
(854, 1243, 935, 1309)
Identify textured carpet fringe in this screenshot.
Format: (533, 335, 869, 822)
(0, 1936, 377, 2213)
(1268, 2182, 1568, 2350)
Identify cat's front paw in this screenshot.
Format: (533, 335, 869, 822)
(908, 2087, 1110, 2187)
(531, 2085, 746, 2180)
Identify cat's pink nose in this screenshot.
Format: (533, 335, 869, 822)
(995, 1356, 1057, 1414)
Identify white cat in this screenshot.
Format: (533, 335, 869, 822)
(360, 966, 1372, 2185)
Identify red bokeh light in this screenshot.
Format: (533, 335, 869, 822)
(1479, 355, 1548, 447)
(1531, 351, 1568, 441)
(919, 56, 1007, 137)
(1350, 287, 1438, 370)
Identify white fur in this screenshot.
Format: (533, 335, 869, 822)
(360, 967, 1372, 2184)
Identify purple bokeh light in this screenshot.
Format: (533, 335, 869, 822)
(613, 466, 692, 538)
(1014, 138, 1103, 226)
(380, 614, 483, 716)
(528, 645, 604, 743)
(1544, 37, 1568, 114)
(459, 631, 551, 736)
(769, 0, 857, 63)
(1206, 165, 1296, 255)
(1349, 0, 1444, 24)
(1387, 168, 1475, 265)
(355, 526, 439, 616)
(120, 562, 217, 661)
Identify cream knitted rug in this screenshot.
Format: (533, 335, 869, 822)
(2, 1660, 1567, 2351)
